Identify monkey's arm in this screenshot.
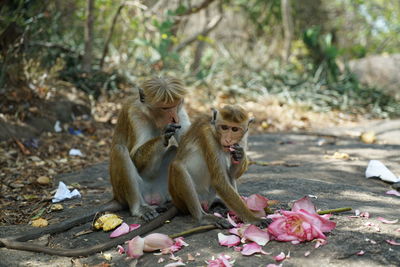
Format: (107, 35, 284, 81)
(229, 152, 249, 179)
(132, 136, 166, 174)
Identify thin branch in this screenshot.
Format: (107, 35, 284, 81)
(173, 15, 222, 52)
(100, 1, 126, 69)
(177, 0, 217, 16)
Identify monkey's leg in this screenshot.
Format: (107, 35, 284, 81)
(171, 162, 230, 228)
(110, 144, 158, 221)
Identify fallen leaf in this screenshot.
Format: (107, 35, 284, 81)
(31, 218, 49, 227)
(93, 214, 122, 231)
(36, 176, 51, 185)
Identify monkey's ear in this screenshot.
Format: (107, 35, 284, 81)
(211, 108, 218, 124)
(139, 88, 145, 103)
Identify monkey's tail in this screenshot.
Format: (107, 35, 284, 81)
(0, 206, 178, 257)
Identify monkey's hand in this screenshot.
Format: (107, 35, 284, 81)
(229, 144, 244, 164)
(202, 214, 232, 229)
(163, 123, 181, 146)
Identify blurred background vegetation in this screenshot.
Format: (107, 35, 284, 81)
(1, 0, 400, 130)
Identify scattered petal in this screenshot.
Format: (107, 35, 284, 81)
(127, 236, 144, 258)
(227, 213, 238, 227)
(356, 250, 365, 256)
(314, 238, 327, 248)
(386, 190, 400, 197)
(157, 257, 165, 263)
(241, 242, 268, 256)
(360, 212, 370, 218)
(143, 233, 173, 252)
(292, 196, 316, 214)
(386, 240, 400, 246)
(110, 222, 129, 238)
(244, 194, 269, 211)
(218, 233, 241, 247)
(273, 252, 286, 262)
(164, 262, 186, 267)
(243, 224, 270, 246)
(214, 212, 223, 218)
(207, 254, 234, 267)
(377, 217, 399, 224)
(129, 223, 141, 231)
(355, 209, 361, 216)
(117, 245, 125, 254)
(233, 246, 242, 252)
(304, 251, 311, 257)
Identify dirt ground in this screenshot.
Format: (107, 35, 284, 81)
(0, 123, 399, 267)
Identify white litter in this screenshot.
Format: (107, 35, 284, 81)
(69, 148, 84, 157)
(54, 121, 62, 132)
(52, 181, 81, 203)
(365, 160, 400, 183)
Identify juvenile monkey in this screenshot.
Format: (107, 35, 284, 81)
(110, 75, 190, 221)
(169, 105, 269, 227)
(0, 76, 190, 256)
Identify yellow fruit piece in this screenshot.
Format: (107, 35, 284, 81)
(360, 131, 376, 144)
(31, 218, 49, 227)
(93, 213, 122, 231)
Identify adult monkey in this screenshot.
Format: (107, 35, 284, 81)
(110, 75, 190, 221)
(0, 76, 190, 256)
(169, 105, 270, 227)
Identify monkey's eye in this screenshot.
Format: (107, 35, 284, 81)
(220, 125, 229, 131)
(231, 127, 240, 132)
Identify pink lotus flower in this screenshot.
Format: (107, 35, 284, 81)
(267, 196, 336, 243)
(207, 254, 234, 267)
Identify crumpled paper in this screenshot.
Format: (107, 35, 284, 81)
(365, 160, 400, 183)
(52, 181, 81, 203)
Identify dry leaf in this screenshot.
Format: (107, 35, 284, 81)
(360, 131, 376, 144)
(50, 204, 64, 211)
(93, 214, 122, 231)
(31, 218, 49, 227)
(36, 176, 51, 185)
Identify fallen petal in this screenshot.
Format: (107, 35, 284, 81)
(143, 233, 173, 252)
(241, 242, 268, 256)
(377, 217, 399, 224)
(187, 253, 195, 261)
(214, 212, 223, 218)
(304, 251, 311, 257)
(292, 196, 316, 214)
(274, 252, 286, 262)
(129, 223, 141, 231)
(218, 233, 241, 247)
(117, 245, 125, 254)
(127, 236, 144, 258)
(386, 190, 400, 197)
(244, 194, 269, 211)
(386, 240, 400, 246)
(360, 212, 370, 218)
(356, 250, 365, 256)
(110, 222, 129, 238)
(227, 213, 238, 227)
(158, 257, 165, 263)
(243, 224, 270, 246)
(164, 262, 186, 267)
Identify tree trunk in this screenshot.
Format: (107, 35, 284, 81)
(281, 0, 293, 63)
(83, 0, 95, 72)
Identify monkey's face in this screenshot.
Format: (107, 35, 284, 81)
(216, 121, 246, 151)
(150, 99, 183, 129)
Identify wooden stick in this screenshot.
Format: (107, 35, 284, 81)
(169, 225, 217, 239)
(317, 207, 352, 215)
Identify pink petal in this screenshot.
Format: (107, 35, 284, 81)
(386, 240, 400, 246)
(234, 246, 242, 252)
(143, 233, 173, 252)
(218, 233, 241, 247)
(292, 196, 316, 214)
(214, 212, 223, 218)
(386, 190, 400, 197)
(164, 262, 186, 267)
(174, 237, 189, 247)
(396, 228, 400, 232)
(273, 252, 286, 262)
(377, 217, 399, 224)
(129, 223, 141, 231)
(244, 194, 269, 211)
(266, 265, 282, 267)
(356, 250, 365, 256)
(227, 213, 238, 227)
(110, 222, 129, 238)
(241, 242, 268, 256)
(360, 212, 370, 218)
(314, 238, 327, 248)
(117, 245, 125, 254)
(207, 254, 233, 267)
(127, 236, 144, 258)
(304, 251, 311, 256)
(157, 257, 165, 263)
(243, 224, 270, 246)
